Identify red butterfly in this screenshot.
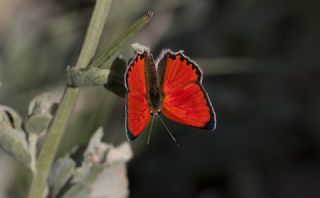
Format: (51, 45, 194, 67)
(125, 49, 216, 141)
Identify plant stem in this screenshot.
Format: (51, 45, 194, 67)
(27, 1, 112, 197)
(88, 11, 154, 69)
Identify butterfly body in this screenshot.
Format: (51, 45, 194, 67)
(125, 49, 216, 141)
(144, 52, 163, 114)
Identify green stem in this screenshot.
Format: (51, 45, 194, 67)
(27, 1, 112, 197)
(88, 11, 154, 69)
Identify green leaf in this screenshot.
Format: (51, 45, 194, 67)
(0, 105, 31, 168)
(25, 114, 52, 135)
(0, 105, 22, 129)
(0, 125, 31, 169)
(25, 93, 55, 135)
(28, 93, 55, 115)
(49, 156, 76, 198)
(61, 183, 91, 198)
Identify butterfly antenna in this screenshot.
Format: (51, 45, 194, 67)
(147, 114, 156, 145)
(157, 114, 179, 146)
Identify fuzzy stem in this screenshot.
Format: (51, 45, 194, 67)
(27, 1, 112, 197)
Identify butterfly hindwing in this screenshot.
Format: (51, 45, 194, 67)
(158, 50, 216, 130)
(125, 52, 151, 140)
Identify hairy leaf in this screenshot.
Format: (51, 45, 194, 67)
(49, 156, 76, 198)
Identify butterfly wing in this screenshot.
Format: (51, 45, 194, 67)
(125, 52, 151, 140)
(158, 50, 216, 130)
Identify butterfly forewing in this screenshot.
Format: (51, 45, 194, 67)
(157, 50, 216, 130)
(125, 52, 151, 140)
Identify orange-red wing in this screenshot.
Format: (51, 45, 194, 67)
(125, 52, 150, 140)
(158, 50, 216, 130)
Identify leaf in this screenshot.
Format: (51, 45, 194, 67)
(61, 128, 132, 198)
(49, 156, 76, 198)
(104, 56, 127, 97)
(64, 155, 131, 198)
(61, 183, 91, 198)
(24, 114, 52, 135)
(106, 142, 132, 165)
(0, 105, 22, 129)
(28, 93, 55, 115)
(86, 127, 104, 153)
(90, 142, 132, 198)
(71, 163, 91, 184)
(71, 128, 108, 183)
(25, 93, 55, 135)
(83, 127, 110, 165)
(90, 163, 129, 198)
(0, 125, 31, 169)
(0, 105, 31, 168)
(62, 165, 104, 198)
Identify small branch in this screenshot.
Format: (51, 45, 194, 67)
(27, 1, 112, 198)
(88, 11, 154, 69)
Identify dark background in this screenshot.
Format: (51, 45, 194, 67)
(1, 0, 320, 197)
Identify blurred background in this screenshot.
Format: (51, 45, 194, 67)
(1, 0, 320, 197)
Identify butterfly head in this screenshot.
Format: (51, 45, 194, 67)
(150, 109, 160, 115)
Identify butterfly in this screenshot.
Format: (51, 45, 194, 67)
(124, 49, 216, 141)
